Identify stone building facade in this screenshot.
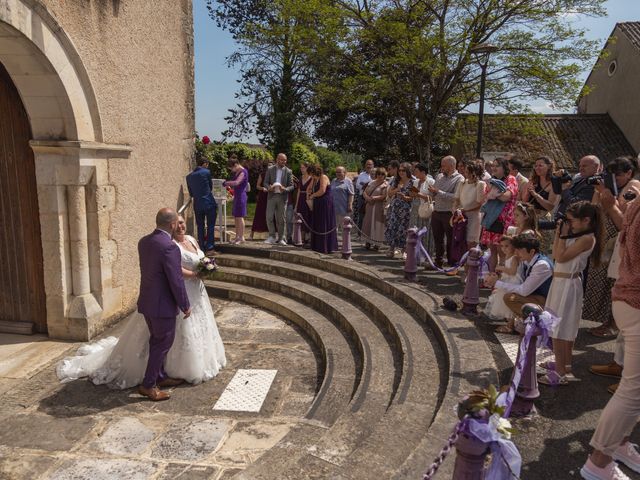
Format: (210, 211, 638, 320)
(578, 22, 640, 153)
(0, 0, 195, 340)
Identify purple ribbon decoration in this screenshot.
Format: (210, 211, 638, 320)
(467, 417, 522, 479)
(498, 310, 560, 418)
(415, 227, 470, 273)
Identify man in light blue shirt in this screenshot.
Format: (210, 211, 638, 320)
(331, 166, 354, 232)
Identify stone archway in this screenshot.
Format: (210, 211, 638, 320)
(0, 1, 131, 340)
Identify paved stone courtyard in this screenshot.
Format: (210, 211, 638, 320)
(0, 300, 320, 480)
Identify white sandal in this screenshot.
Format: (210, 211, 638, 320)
(538, 371, 569, 386)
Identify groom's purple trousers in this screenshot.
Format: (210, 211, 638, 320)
(137, 229, 190, 389)
(142, 315, 176, 388)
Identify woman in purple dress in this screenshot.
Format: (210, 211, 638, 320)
(295, 162, 313, 243)
(307, 164, 338, 254)
(224, 156, 249, 244)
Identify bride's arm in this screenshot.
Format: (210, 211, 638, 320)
(182, 266, 198, 278)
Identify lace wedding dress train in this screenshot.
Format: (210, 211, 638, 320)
(56, 236, 226, 389)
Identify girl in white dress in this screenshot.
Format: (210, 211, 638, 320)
(57, 216, 226, 389)
(485, 236, 521, 327)
(539, 201, 602, 385)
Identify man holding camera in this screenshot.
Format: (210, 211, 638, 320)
(554, 155, 601, 220)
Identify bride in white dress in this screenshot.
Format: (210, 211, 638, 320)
(57, 216, 226, 389)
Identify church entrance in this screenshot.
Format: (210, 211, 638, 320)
(0, 61, 46, 334)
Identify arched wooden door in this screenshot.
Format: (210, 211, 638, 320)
(0, 61, 46, 334)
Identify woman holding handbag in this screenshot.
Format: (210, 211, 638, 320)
(362, 167, 389, 249)
(453, 159, 487, 249)
(409, 163, 435, 260)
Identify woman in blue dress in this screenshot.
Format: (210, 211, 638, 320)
(306, 164, 338, 254)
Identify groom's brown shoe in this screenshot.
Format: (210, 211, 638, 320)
(138, 385, 170, 401)
(157, 377, 185, 388)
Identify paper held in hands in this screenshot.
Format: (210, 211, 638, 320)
(271, 182, 283, 193)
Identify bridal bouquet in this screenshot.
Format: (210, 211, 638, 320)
(196, 256, 219, 279)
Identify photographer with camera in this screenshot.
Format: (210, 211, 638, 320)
(551, 155, 601, 221)
(584, 157, 640, 342)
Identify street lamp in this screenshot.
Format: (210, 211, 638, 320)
(470, 43, 499, 158)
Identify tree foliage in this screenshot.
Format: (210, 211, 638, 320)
(206, 0, 324, 157)
(206, 0, 605, 167)
(311, 0, 605, 165)
(195, 138, 273, 200)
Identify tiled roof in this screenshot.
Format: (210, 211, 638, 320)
(617, 22, 640, 51)
(454, 114, 636, 170)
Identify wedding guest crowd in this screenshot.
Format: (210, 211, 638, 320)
(205, 146, 640, 480)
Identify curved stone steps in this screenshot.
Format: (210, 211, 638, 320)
(214, 244, 497, 479)
(216, 254, 441, 408)
(206, 282, 359, 427)
(209, 267, 402, 474)
(214, 254, 443, 477)
(210, 267, 399, 409)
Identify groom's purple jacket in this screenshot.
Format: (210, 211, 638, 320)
(137, 229, 190, 318)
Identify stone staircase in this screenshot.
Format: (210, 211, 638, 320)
(207, 244, 498, 479)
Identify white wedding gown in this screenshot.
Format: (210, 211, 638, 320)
(56, 236, 226, 389)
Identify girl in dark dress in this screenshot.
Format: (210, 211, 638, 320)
(250, 162, 271, 240)
(307, 165, 338, 254)
(295, 162, 313, 243)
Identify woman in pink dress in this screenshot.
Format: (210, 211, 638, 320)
(480, 157, 518, 271)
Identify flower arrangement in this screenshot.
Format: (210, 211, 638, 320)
(457, 385, 515, 439)
(196, 256, 219, 279)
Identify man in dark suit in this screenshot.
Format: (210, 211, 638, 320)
(137, 208, 191, 401)
(263, 153, 294, 245)
(186, 156, 217, 252)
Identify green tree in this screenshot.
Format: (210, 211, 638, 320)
(289, 142, 318, 174)
(207, 0, 323, 157)
(311, 0, 605, 164)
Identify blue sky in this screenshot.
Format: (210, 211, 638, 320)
(194, 0, 640, 143)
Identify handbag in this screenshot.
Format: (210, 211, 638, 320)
(418, 200, 434, 219)
(485, 218, 504, 234)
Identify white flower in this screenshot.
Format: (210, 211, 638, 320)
(489, 414, 513, 440)
(206, 264, 215, 271)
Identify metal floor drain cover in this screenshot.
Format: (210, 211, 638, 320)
(213, 369, 278, 412)
(494, 332, 554, 366)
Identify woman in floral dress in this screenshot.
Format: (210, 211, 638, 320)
(384, 162, 413, 258)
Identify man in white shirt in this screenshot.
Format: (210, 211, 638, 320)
(353, 159, 374, 231)
(484, 233, 553, 317)
(263, 153, 294, 245)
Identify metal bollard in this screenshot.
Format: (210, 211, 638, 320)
(507, 304, 543, 417)
(293, 213, 303, 247)
(342, 216, 352, 260)
(452, 433, 490, 479)
(404, 227, 418, 281)
(461, 247, 481, 315)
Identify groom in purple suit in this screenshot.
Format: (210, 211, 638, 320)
(137, 208, 191, 401)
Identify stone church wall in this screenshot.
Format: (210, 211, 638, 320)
(39, 0, 195, 327)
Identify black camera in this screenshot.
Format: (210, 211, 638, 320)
(623, 191, 637, 201)
(586, 172, 618, 196)
(551, 170, 573, 195)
